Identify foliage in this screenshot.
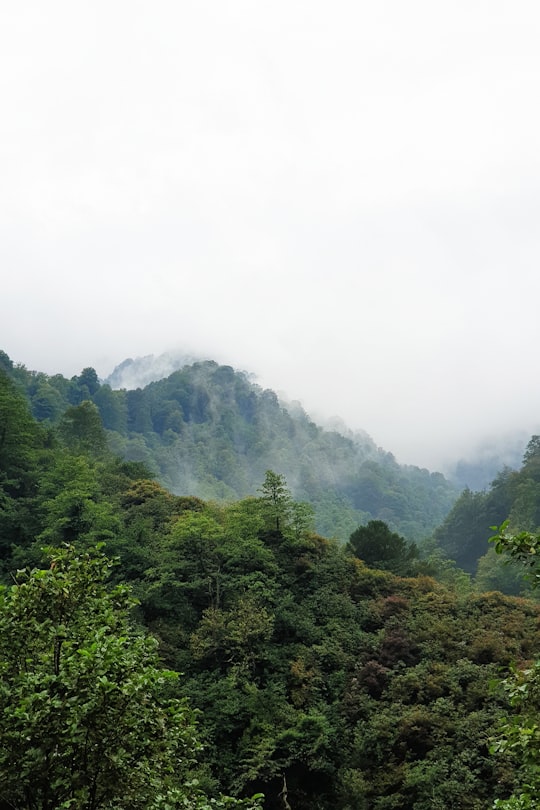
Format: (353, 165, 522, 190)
(488, 523, 540, 808)
(3, 364, 540, 809)
(2, 353, 459, 541)
(491, 520, 540, 587)
(0, 370, 44, 496)
(0, 371, 51, 564)
(258, 470, 293, 533)
(434, 487, 498, 573)
(347, 520, 418, 575)
(434, 435, 540, 583)
(475, 547, 528, 596)
(0, 544, 262, 810)
(58, 401, 108, 457)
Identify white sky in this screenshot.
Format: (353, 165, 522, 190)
(3, 0, 540, 470)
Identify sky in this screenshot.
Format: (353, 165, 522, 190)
(3, 1, 540, 471)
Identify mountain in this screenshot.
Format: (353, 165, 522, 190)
(1, 361, 536, 809)
(434, 435, 540, 584)
(445, 433, 528, 491)
(104, 351, 203, 390)
(2, 350, 459, 542)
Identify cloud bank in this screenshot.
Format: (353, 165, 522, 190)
(3, 1, 540, 469)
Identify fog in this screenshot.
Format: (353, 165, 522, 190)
(3, 1, 540, 470)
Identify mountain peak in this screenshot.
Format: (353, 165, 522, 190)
(105, 352, 202, 390)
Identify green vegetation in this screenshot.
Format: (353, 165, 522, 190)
(347, 519, 418, 575)
(0, 544, 261, 810)
(2, 352, 540, 807)
(2, 352, 458, 542)
(489, 523, 540, 808)
(434, 436, 540, 588)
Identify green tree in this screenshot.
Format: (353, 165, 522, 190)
(92, 384, 128, 433)
(521, 435, 540, 481)
(491, 521, 540, 589)
(433, 488, 493, 573)
(190, 593, 274, 674)
(490, 523, 540, 808)
(59, 401, 108, 457)
(347, 519, 418, 575)
(475, 547, 526, 596)
(0, 545, 262, 810)
(258, 470, 292, 533)
(0, 371, 48, 562)
(30, 381, 65, 421)
(34, 455, 120, 550)
(0, 370, 43, 496)
(74, 367, 101, 399)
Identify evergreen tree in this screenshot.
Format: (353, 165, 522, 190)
(258, 470, 292, 533)
(347, 519, 418, 575)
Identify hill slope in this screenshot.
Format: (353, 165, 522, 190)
(1, 350, 458, 541)
(0, 364, 534, 808)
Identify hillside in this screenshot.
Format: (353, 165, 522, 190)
(0, 365, 537, 808)
(1, 350, 458, 541)
(434, 435, 540, 588)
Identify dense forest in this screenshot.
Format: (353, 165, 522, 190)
(0, 351, 458, 542)
(2, 352, 540, 807)
(433, 437, 540, 592)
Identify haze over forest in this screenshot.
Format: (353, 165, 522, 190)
(3, 2, 540, 470)
(5, 347, 534, 486)
(4, 339, 540, 807)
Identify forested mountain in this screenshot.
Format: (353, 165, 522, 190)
(434, 435, 540, 591)
(1, 363, 538, 808)
(104, 351, 202, 390)
(1, 350, 458, 542)
(446, 436, 527, 492)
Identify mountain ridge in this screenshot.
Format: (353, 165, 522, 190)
(104, 352, 530, 492)
(1, 349, 459, 542)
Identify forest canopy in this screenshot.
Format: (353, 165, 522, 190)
(1, 356, 540, 808)
(1, 352, 458, 542)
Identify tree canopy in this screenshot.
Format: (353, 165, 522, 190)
(0, 354, 459, 542)
(2, 355, 540, 808)
(0, 544, 262, 810)
(489, 522, 540, 808)
(347, 519, 418, 575)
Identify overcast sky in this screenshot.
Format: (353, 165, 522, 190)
(3, 1, 540, 470)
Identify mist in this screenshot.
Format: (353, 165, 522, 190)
(3, 1, 540, 471)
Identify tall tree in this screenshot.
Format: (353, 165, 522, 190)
(258, 470, 292, 533)
(347, 519, 418, 575)
(0, 545, 262, 810)
(59, 401, 108, 457)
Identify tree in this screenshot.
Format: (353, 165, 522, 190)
(92, 384, 128, 434)
(0, 372, 48, 563)
(30, 381, 65, 421)
(347, 519, 418, 575)
(489, 523, 540, 808)
(59, 401, 108, 457)
(522, 435, 540, 470)
(490, 521, 540, 589)
(433, 488, 493, 573)
(0, 544, 262, 810)
(0, 370, 43, 496)
(475, 547, 526, 596)
(258, 470, 292, 533)
(32, 454, 120, 554)
(75, 367, 101, 398)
